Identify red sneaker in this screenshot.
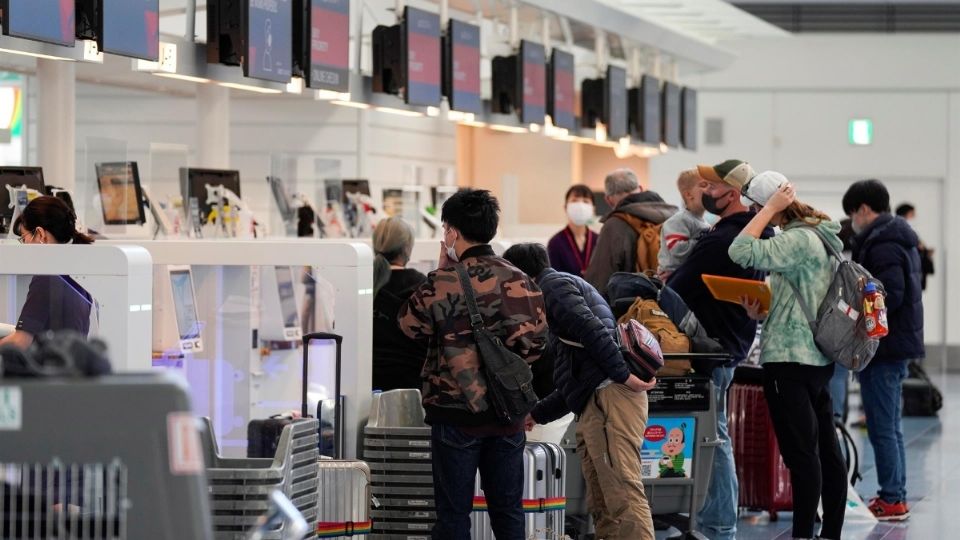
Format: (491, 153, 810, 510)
(867, 497, 910, 521)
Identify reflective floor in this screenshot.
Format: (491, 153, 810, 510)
(657, 368, 956, 540)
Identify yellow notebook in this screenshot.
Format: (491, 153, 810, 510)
(701, 274, 772, 313)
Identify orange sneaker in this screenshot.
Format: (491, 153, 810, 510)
(867, 497, 910, 521)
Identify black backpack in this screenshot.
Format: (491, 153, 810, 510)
(455, 264, 538, 425)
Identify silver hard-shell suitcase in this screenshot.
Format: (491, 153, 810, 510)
(316, 459, 373, 538)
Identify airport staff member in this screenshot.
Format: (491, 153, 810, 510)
(0, 196, 95, 349)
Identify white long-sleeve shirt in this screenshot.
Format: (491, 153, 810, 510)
(658, 208, 711, 276)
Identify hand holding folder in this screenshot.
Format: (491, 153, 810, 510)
(702, 274, 772, 314)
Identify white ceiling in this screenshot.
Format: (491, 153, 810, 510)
(595, 0, 790, 43)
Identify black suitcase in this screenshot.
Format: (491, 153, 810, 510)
(302, 332, 344, 458)
(902, 360, 942, 417)
(247, 415, 296, 458)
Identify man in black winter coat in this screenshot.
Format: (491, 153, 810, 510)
(843, 179, 924, 522)
(503, 243, 657, 540)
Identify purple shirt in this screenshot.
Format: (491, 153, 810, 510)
(547, 226, 599, 278)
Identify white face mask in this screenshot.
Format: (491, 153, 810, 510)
(443, 227, 460, 262)
(566, 201, 595, 226)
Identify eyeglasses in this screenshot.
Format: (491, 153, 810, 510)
(17, 230, 33, 244)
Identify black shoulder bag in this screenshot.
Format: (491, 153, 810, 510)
(454, 264, 538, 424)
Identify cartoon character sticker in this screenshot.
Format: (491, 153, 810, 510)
(640, 417, 695, 479)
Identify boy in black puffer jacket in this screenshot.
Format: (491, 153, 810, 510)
(503, 243, 657, 540)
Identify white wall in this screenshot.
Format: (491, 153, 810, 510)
(649, 34, 960, 350)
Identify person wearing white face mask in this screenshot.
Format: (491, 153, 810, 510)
(546, 184, 599, 278)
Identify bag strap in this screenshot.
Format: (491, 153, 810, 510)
(454, 264, 486, 334)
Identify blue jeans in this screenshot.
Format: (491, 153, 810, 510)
(858, 361, 909, 503)
(828, 364, 849, 422)
(697, 366, 738, 540)
(430, 424, 525, 540)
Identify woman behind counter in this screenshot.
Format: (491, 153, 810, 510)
(371, 217, 427, 392)
(0, 196, 95, 349)
(547, 184, 599, 278)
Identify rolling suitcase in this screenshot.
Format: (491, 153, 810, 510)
(303, 332, 344, 458)
(728, 381, 792, 520)
(316, 459, 373, 538)
(247, 414, 296, 458)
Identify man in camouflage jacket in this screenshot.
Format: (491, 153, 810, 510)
(399, 189, 547, 540)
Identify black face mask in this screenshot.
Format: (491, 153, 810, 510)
(701, 192, 730, 216)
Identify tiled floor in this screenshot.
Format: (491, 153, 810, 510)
(657, 368, 956, 540)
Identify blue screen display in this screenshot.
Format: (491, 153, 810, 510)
(247, 0, 293, 83)
(4, 0, 75, 47)
(102, 0, 159, 61)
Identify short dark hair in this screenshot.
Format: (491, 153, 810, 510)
(841, 179, 890, 216)
(502, 243, 550, 279)
(440, 188, 500, 243)
(15, 196, 94, 244)
(895, 203, 915, 217)
(564, 184, 593, 203)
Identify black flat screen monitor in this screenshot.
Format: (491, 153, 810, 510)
(520, 40, 546, 125)
(170, 268, 201, 341)
(294, 0, 350, 91)
(0, 169, 45, 233)
(443, 19, 481, 114)
(606, 65, 628, 140)
(630, 75, 661, 145)
(101, 0, 159, 61)
(181, 168, 242, 226)
(1, 0, 75, 46)
(548, 49, 576, 132)
(404, 6, 441, 106)
(245, 0, 293, 83)
(682, 87, 698, 150)
(95, 162, 147, 225)
(662, 81, 681, 148)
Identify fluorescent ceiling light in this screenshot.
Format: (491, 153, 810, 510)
(315, 89, 350, 101)
(528, 123, 541, 133)
(448, 111, 475, 123)
(426, 106, 441, 117)
(286, 77, 304, 94)
(459, 120, 487, 128)
(153, 72, 211, 84)
(490, 124, 529, 134)
(0, 48, 75, 62)
(375, 106, 424, 117)
(218, 82, 283, 94)
(331, 100, 371, 109)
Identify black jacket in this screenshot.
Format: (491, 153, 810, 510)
(373, 269, 427, 392)
(530, 268, 630, 424)
(852, 214, 925, 363)
(667, 212, 773, 365)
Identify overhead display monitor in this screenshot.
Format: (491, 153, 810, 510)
(294, 0, 350, 91)
(404, 6, 441, 106)
(95, 162, 146, 226)
(443, 19, 481, 114)
(682, 87, 698, 150)
(1, 0, 75, 46)
(169, 267, 203, 352)
(630, 75, 661, 145)
(606, 65, 628, 140)
(180, 168, 242, 225)
(101, 0, 159, 61)
(520, 40, 546, 125)
(548, 49, 576, 132)
(662, 81, 681, 148)
(245, 0, 293, 83)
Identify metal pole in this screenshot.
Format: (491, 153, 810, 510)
(186, 0, 196, 42)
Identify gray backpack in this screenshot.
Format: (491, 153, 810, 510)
(786, 227, 885, 372)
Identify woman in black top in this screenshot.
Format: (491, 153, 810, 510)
(372, 217, 427, 392)
(0, 196, 94, 349)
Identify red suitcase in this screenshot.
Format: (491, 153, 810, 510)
(728, 382, 792, 520)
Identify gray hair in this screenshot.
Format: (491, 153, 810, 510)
(604, 168, 640, 197)
(372, 217, 415, 297)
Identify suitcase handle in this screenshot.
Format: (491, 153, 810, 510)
(302, 332, 344, 459)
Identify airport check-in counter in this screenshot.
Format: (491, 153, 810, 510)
(0, 243, 153, 371)
(101, 239, 373, 459)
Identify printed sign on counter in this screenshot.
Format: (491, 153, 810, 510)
(641, 416, 696, 479)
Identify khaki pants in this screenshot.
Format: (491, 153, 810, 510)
(576, 383, 654, 540)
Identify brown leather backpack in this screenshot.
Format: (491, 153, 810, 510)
(611, 212, 662, 274)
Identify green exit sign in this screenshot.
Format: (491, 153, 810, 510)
(849, 119, 873, 145)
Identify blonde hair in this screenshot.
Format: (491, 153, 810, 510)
(372, 217, 415, 297)
(783, 201, 832, 225)
(676, 168, 700, 193)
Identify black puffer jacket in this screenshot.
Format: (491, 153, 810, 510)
(851, 214, 925, 363)
(529, 268, 630, 424)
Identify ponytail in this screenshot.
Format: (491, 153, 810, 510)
(373, 253, 392, 298)
(371, 217, 415, 297)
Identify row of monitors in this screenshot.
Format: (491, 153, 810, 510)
(1, 0, 159, 61)
(0, 164, 244, 233)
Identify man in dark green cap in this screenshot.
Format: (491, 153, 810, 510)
(667, 159, 771, 540)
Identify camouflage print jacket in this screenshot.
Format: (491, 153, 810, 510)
(398, 245, 548, 427)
